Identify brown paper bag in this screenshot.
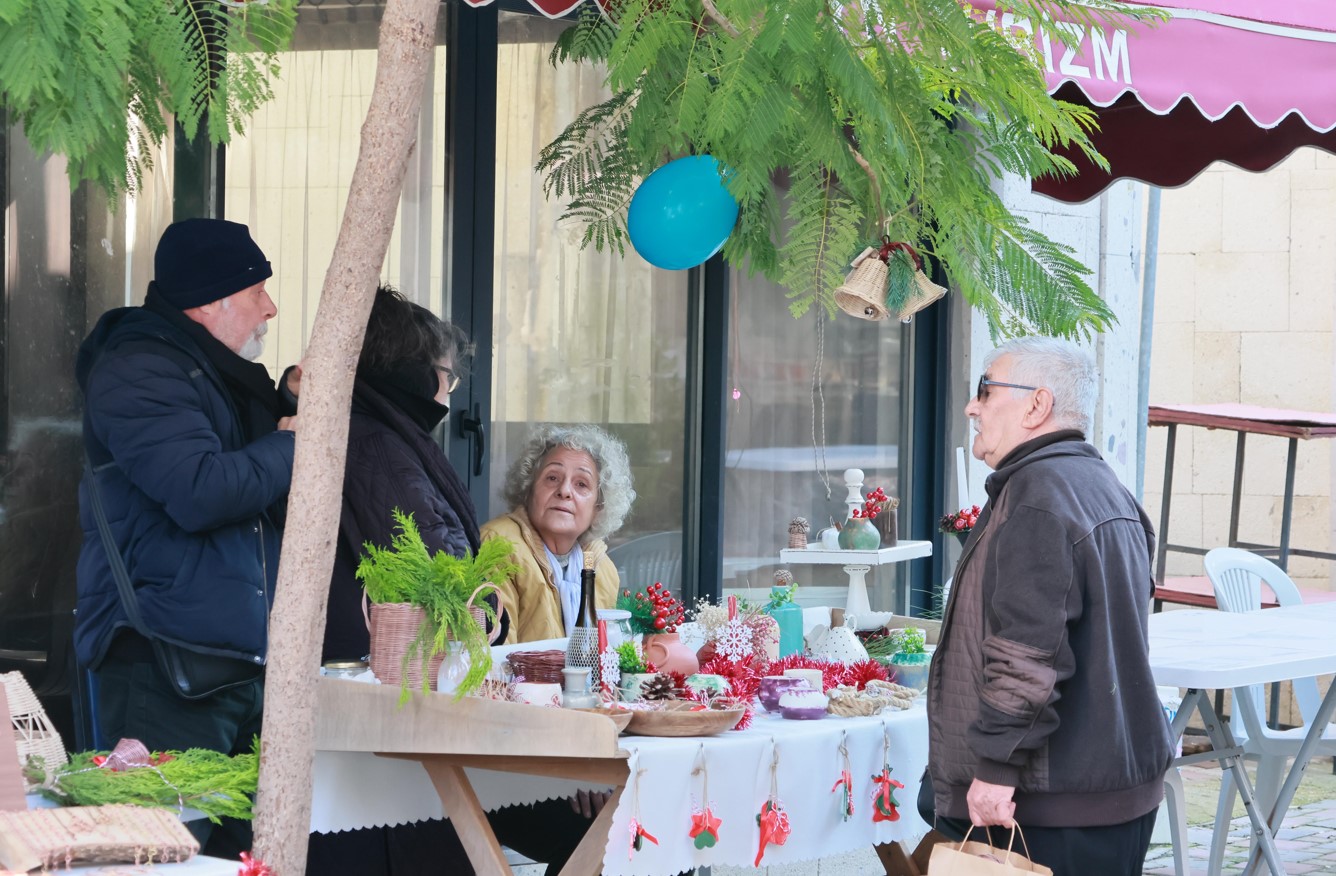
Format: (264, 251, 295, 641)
(928, 825, 1053, 875)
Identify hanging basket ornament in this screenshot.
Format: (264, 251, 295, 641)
(833, 247, 891, 321)
(884, 242, 947, 323)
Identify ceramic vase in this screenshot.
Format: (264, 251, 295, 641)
(837, 517, 880, 551)
(560, 667, 600, 709)
(643, 632, 700, 677)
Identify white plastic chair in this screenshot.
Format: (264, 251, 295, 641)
(1202, 547, 1336, 871)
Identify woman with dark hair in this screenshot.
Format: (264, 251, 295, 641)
(308, 285, 493, 875)
(322, 284, 489, 663)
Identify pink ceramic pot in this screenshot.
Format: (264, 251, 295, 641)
(643, 632, 700, 677)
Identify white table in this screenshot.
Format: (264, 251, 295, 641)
(779, 542, 932, 621)
(1149, 603, 1336, 875)
(312, 680, 930, 875)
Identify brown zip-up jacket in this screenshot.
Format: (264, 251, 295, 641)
(927, 431, 1173, 828)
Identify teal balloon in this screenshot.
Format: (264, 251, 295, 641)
(628, 155, 740, 270)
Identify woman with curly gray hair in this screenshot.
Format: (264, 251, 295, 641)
(482, 423, 635, 644)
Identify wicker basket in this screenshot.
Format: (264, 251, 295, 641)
(506, 650, 566, 685)
(365, 599, 495, 689)
(2, 671, 68, 791)
(833, 248, 890, 321)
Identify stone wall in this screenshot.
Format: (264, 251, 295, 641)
(1144, 148, 1336, 592)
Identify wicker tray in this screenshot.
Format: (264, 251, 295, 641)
(625, 701, 744, 737)
(575, 707, 634, 734)
(0, 804, 199, 872)
(506, 650, 566, 685)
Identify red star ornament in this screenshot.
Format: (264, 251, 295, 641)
(689, 806, 723, 849)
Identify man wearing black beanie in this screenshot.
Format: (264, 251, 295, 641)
(75, 218, 299, 859)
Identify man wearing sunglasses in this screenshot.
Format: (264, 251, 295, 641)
(922, 336, 1173, 874)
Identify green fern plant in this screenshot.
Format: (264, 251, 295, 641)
(357, 509, 518, 704)
(0, 0, 296, 199)
(538, 0, 1166, 339)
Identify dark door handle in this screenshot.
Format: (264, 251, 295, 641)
(460, 402, 486, 477)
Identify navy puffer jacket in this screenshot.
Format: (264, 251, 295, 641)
(75, 307, 294, 669)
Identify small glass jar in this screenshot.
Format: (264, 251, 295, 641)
(597, 608, 635, 648)
(321, 660, 368, 680)
(436, 642, 471, 695)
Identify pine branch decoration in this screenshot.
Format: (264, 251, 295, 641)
(539, 0, 1165, 339)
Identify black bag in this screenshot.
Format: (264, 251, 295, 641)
(149, 639, 263, 701)
(86, 456, 264, 700)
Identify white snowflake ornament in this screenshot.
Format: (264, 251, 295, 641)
(715, 618, 753, 663)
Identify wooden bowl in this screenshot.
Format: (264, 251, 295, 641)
(576, 707, 634, 734)
(625, 701, 745, 737)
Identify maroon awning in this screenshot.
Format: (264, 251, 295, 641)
(969, 1, 1336, 202)
(462, 0, 605, 18)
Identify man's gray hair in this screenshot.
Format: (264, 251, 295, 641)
(501, 424, 636, 543)
(983, 336, 1098, 434)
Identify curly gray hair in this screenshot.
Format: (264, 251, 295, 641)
(501, 424, 636, 543)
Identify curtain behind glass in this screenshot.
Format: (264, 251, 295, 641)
(724, 261, 905, 609)
(223, 5, 449, 378)
(489, 13, 689, 556)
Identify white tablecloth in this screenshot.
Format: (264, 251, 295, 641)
(605, 704, 929, 876)
(311, 703, 929, 876)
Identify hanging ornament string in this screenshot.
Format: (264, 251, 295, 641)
(688, 744, 723, 849)
(810, 309, 832, 499)
(871, 721, 905, 823)
(626, 755, 658, 860)
(755, 740, 792, 866)
(831, 731, 855, 821)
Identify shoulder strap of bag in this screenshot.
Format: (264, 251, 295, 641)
(84, 454, 153, 640)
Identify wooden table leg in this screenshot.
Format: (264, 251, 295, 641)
(875, 840, 922, 875)
(557, 784, 625, 876)
(420, 759, 514, 875)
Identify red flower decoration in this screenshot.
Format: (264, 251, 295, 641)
(239, 852, 274, 876)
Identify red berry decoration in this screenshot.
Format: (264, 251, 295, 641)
(616, 582, 687, 634)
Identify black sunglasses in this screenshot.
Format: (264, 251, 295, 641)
(976, 376, 1040, 401)
(435, 365, 461, 393)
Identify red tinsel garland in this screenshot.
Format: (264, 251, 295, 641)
(698, 654, 763, 702)
(839, 658, 891, 690)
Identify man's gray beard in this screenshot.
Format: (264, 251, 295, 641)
(239, 324, 267, 362)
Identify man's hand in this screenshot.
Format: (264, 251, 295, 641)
(277, 415, 298, 433)
(569, 789, 611, 819)
(284, 363, 304, 398)
(966, 778, 1016, 827)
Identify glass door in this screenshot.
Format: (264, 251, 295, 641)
(487, 11, 690, 591)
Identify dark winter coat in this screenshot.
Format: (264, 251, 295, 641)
(927, 431, 1174, 828)
(323, 381, 482, 662)
(75, 308, 294, 670)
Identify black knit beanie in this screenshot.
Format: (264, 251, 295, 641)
(152, 218, 273, 310)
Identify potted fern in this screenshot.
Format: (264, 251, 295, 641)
(356, 509, 517, 703)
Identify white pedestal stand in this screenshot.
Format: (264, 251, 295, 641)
(779, 468, 933, 625)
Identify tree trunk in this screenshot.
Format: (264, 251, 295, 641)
(250, 0, 440, 871)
